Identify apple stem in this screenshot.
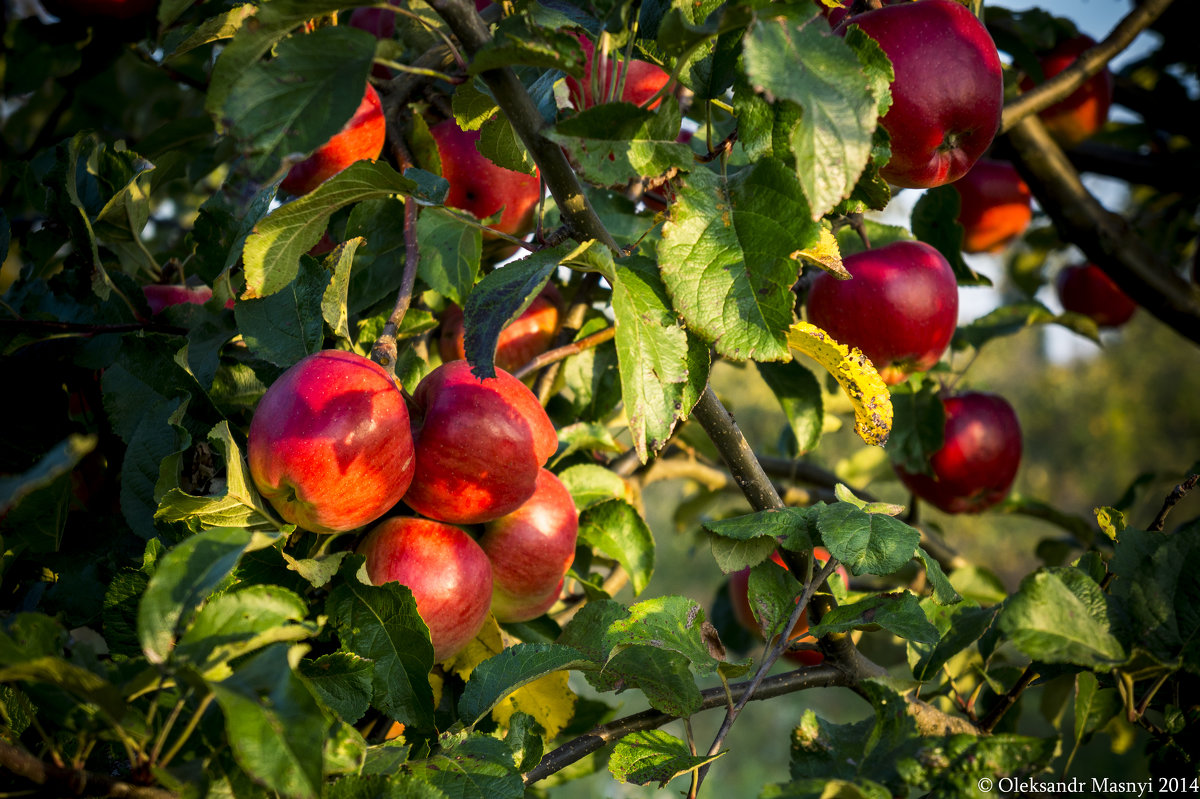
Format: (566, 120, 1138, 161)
(369, 196, 421, 376)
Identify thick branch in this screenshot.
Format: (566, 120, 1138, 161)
(1000, 0, 1176, 134)
(424, 0, 621, 253)
(0, 741, 178, 799)
(1004, 115, 1200, 347)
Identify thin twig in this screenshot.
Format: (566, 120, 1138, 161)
(978, 665, 1039, 733)
(510, 325, 615, 380)
(0, 740, 178, 799)
(369, 197, 421, 374)
(1148, 473, 1199, 532)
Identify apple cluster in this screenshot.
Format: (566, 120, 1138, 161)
(246, 353, 577, 661)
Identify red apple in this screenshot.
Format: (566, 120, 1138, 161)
(403, 360, 558, 525)
(729, 547, 849, 666)
(248, 350, 415, 533)
(894, 391, 1022, 514)
(1056, 263, 1137, 328)
(428, 118, 542, 238)
(279, 84, 386, 196)
(44, 0, 156, 20)
(143, 284, 213, 315)
(438, 285, 563, 373)
(358, 516, 493, 661)
(479, 469, 578, 622)
(838, 0, 1004, 189)
(806, 240, 959, 384)
(952, 158, 1033, 254)
(564, 34, 671, 110)
(1019, 35, 1113, 148)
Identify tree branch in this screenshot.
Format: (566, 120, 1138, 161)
(1148, 472, 1200, 532)
(0, 740, 178, 799)
(1004, 115, 1200, 347)
(999, 0, 1176, 135)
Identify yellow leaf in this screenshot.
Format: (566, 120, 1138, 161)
(443, 616, 505, 681)
(786, 321, 892, 447)
(792, 227, 849, 280)
(491, 671, 577, 740)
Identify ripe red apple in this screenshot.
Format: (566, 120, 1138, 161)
(894, 391, 1022, 514)
(729, 547, 849, 666)
(838, 0, 1004, 189)
(428, 118, 542, 239)
(951, 158, 1033, 254)
(479, 469, 578, 622)
(438, 285, 563, 373)
(44, 0, 156, 20)
(403, 360, 558, 525)
(358, 516, 493, 662)
(1019, 35, 1113, 148)
(248, 350, 415, 533)
(564, 34, 671, 110)
(143, 284, 213, 315)
(279, 84, 386, 196)
(1056, 263, 1137, 328)
(806, 240, 959, 384)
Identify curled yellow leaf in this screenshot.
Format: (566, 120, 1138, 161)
(786, 321, 892, 447)
(792, 227, 849, 280)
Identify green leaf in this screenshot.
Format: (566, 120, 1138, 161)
(235, 255, 329, 368)
(703, 507, 814, 550)
(469, 17, 585, 76)
(916, 547, 961, 606)
(300, 651, 375, 725)
(909, 600, 999, 682)
(1065, 671, 1121, 772)
(808, 592, 939, 644)
(609, 729, 724, 787)
(577, 499, 655, 596)
(886, 378, 945, 475)
(176, 585, 314, 676)
(462, 246, 566, 379)
(710, 535, 778, 575)
(138, 526, 272, 664)
(763, 778, 891, 799)
(322, 238, 362, 345)
(407, 734, 524, 799)
(951, 301, 1102, 351)
(477, 113, 536, 175)
(210, 643, 332, 799)
(458, 643, 589, 725)
(452, 79, 500, 132)
(326, 563, 436, 729)
(224, 26, 376, 175)
(745, 557, 802, 640)
(611, 256, 699, 462)
(660, 158, 817, 361)
(901, 734, 1056, 795)
(816, 503, 921, 577)
(242, 161, 419, 299)
(788, 709, 870, 783)
(606, 596, 724, 675)
(756, 360, 823, 455)
(0, 434, 97, 516)
(911, 187, 990, 286)
(557, 463, 629, 510)
(743, 13, 885, 217)
(550, 97, 693, 186)
(0, 656, 127, 721)
(998, 569, 1126, 667)
(328, 773, 448, 799)
(417, 210, 481, 309)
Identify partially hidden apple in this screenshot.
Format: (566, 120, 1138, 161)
(730, 547, 849, 666)
(806, 240, 959, 384)
(358, 516, 493, 662)
(143, 284, 213, 315)
(894, 391, 1022, 514)
(1019, 35, 1113, 148)
(403, 360, 558, 525)
(952, 158, 1033, 254)
(479, 469, 578, 622)
(279, 84, 386, 196)
(565, 34, 671, 110)
(1056, 263, 1137, 328)
(837, 0, 1004, 188)
(248, 350, 415, 533)
(429, 118, 542, 239)
(438, 285, 563, 374)
(348, 3, 398, 80)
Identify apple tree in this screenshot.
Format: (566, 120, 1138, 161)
(1, 0, 1199, 796)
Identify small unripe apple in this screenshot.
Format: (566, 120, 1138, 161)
(279, 84, 386, 196)
(428, 119, 542, 238)
(894, 391, 1022, 514)
(838, 0, 1004, 188)
(1055, 263, 1137, 328)
(1019, 35, 1114, 148)
(358, 516, 493, 662)
(438, 285, 563, 373)
(806, 240, 959, 384)
(565, 34, 671, 110)
(248, 350, 415, 533)
(479, 469, 578, 622)
(403, 360, 558, 525)
(729, 547, 849, 666)
(951, 158, 1033, 254)
(143, 284, 213, 315)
